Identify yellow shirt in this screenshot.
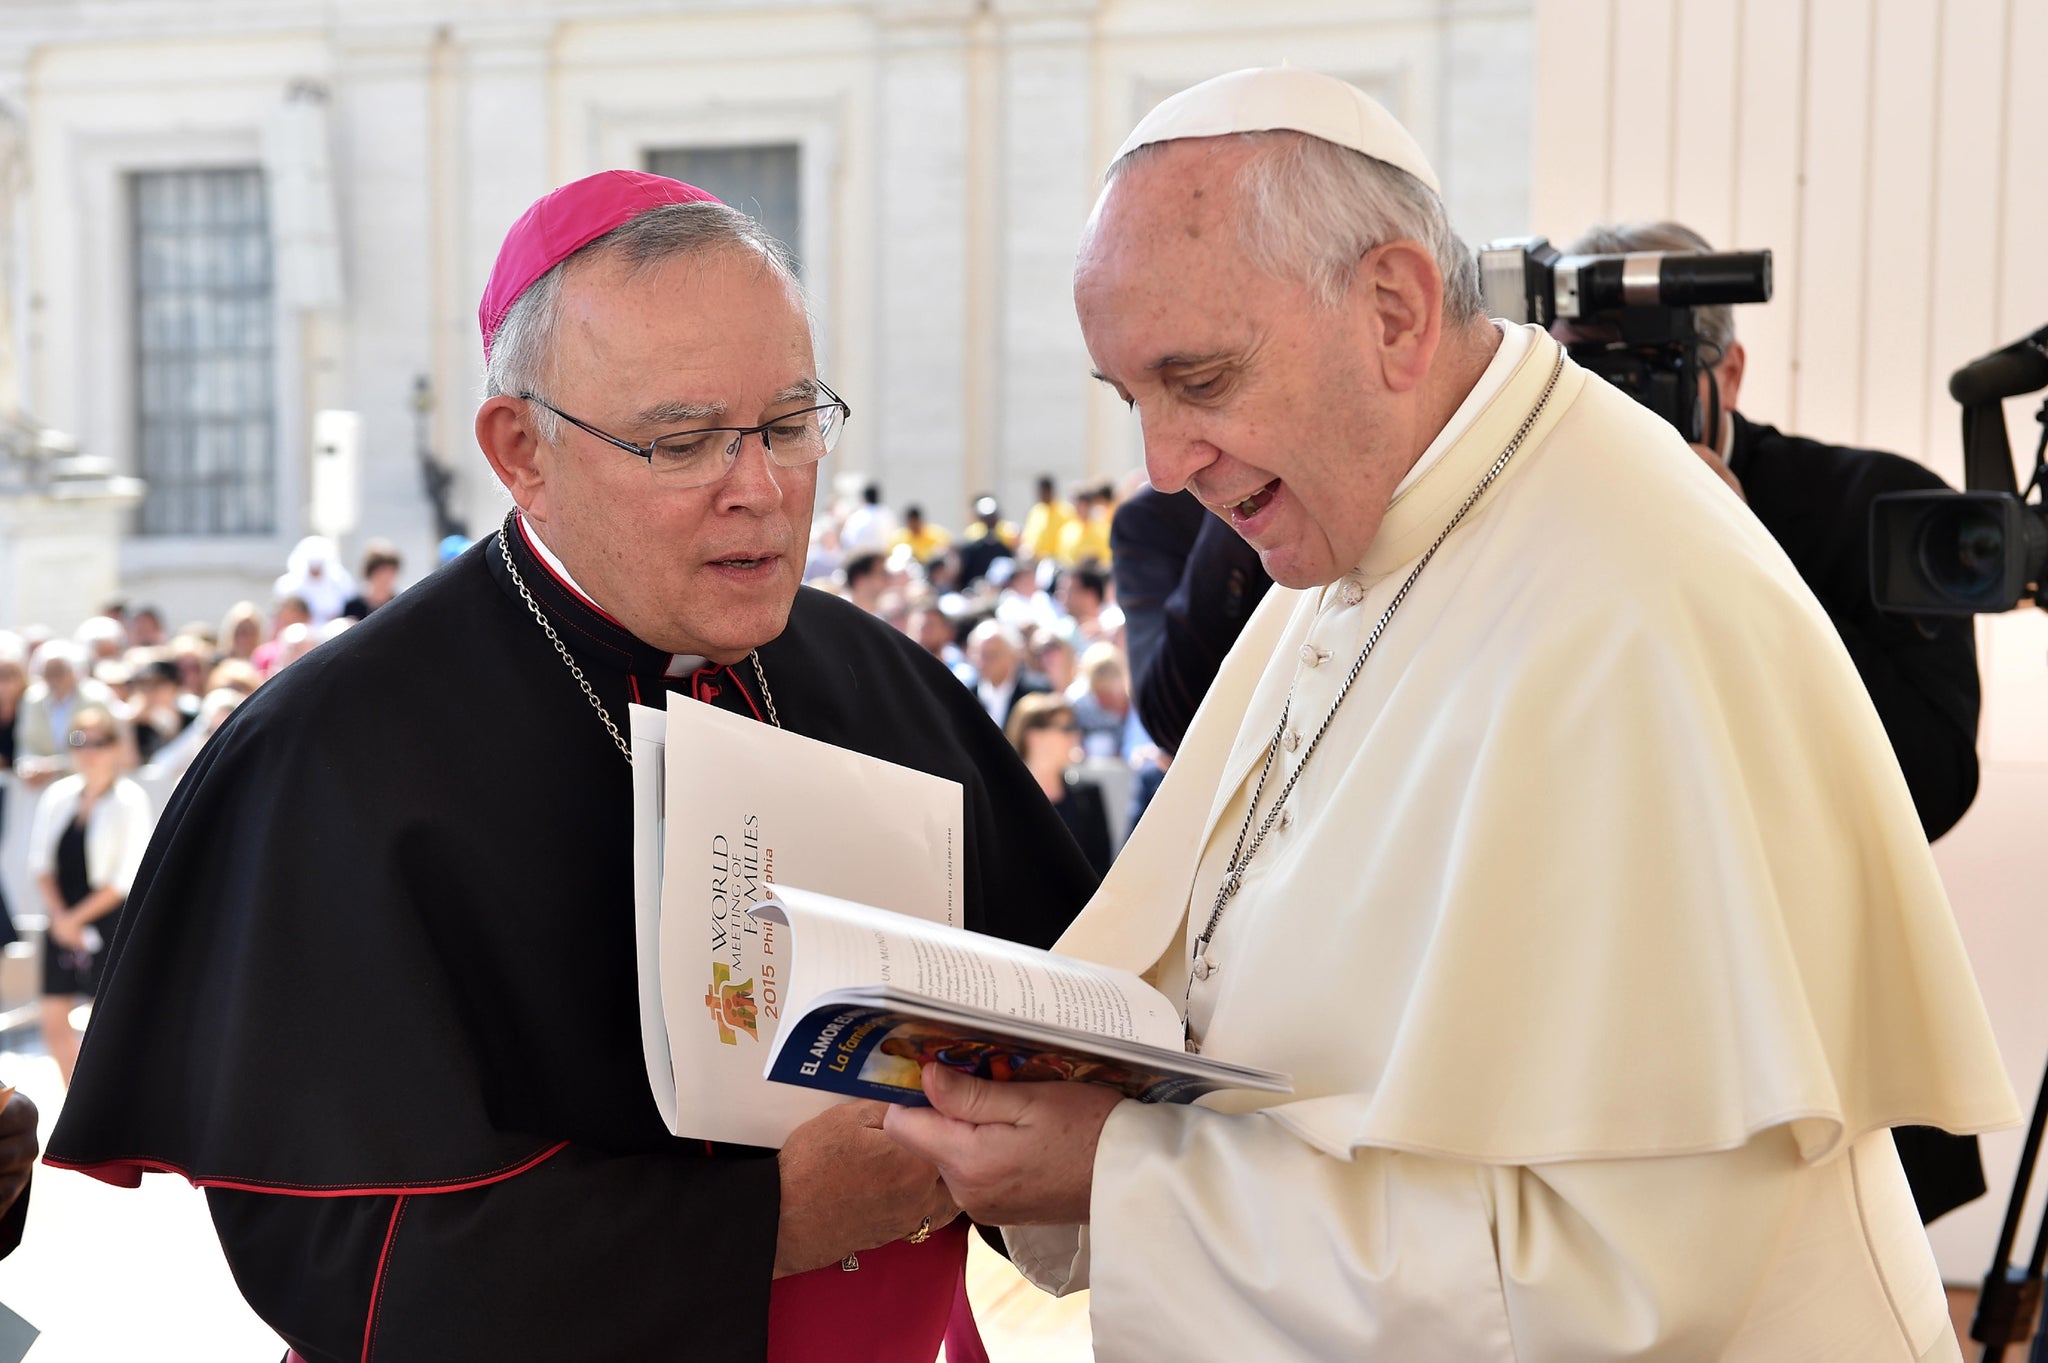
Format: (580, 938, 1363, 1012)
(1020, 500, 1075, 561)
(1055, 511, 1112, 567)
(894, 524, 952, 561)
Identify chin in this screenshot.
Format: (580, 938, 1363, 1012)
(686, 595, 798, 663)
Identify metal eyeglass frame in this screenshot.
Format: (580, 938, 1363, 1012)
(517, 381, 851, 484)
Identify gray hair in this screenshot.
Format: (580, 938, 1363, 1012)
(1109, 130, 1482, 324)
(1562, 220, 1734, 358)
(482, 201, 804, 441)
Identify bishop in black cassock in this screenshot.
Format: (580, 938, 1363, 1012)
(47, 171, 1098, 1362)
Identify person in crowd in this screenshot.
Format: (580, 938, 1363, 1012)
(1055, 565, 1116, 648)
(140, 685, 246, 790)
(958, 495, 1017, 585)
(1560, 217, 1991, 1226)
(1028, 630, 1077, 697)
(129, 654, 199, 766)
(74, 614, 126, 669)
(128, 607, 166, 649)
(29, 703, 152, 1086)
(991, 559, 1059, 636)
(967, 620, 1049, 729)
(1019, 475, 1074, 564)
(48, 169, 1095, 1362)
(341, 541, 404, 619)
(1007, 693, 1113, 876)
(908, 605, 975, 685)
(273, 536, 356, 626)
(204, 658, 264, 698)
(1068, 642, 1132, 760)
(1055, 485, 1115, 568)
(14, 642, 114, 787)
(885, 68, 2014, 1360)
(249, 596, 311, 677)
(842, 550, 888, 615)
(894, 505, 951, 565)
(840, 481, 897, 555)
(219, 602, 265, 663)
(0, 636, 26, 941)
(167, 633, 213, 698)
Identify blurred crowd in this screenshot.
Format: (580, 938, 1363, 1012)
(0, 532, 436, 1082)
(803, 472, 1155, 875)
(0, 478, 1152, 1081)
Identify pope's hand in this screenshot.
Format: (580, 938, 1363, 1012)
(773, 1099, 958, 1278)
(883, 1063, 1124, 1227)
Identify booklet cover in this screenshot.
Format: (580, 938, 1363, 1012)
(751, 886, 1291, 1106)
(630, 702, 964, 1147)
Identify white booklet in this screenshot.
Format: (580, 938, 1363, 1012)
(752, 885, 1291, 1104)
(630, 700, 964, 1147)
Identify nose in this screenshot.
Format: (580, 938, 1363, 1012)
(1138, 408, 1216, 497)
(713, 432, 787, 511)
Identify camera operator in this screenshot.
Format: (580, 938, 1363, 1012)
(1560, 221, 1981, 843)
(1561, 219, 1986, 1225)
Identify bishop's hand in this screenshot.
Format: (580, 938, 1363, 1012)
(773, 1099, 959, 1278)
(883, 1063, 1124, 1227)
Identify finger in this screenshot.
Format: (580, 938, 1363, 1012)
(843, 1099, 890, 1130)
(921, 1062, 1035, 1126)
(882, 1101, 976, 1167)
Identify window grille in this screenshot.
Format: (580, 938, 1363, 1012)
(131, 167, 276, 536)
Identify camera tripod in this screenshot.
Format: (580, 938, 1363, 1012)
(1972, 1046, 2048, 1359)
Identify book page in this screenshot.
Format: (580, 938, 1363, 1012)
(638, 701, 964, 1147)
(755, 885, 1186, 1054)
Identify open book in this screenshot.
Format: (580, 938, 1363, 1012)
(751, 885, 1291, 1105)
(630, 701, 964, 1147)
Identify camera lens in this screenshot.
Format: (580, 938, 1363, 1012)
(1920, 502, 2008, 601)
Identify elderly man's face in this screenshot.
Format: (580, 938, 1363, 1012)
(524, 245, 819, 661)
(1075, 140, 1409, 589)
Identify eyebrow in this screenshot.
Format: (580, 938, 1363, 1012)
(630, 379, 822, 430)
(1089, 353, 1231, 387)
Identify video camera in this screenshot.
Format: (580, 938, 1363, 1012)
(1869, 325, 2048, 614)
(1477, 237, 1774, 444)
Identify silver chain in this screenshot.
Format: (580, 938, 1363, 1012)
(1190, 351, 1566, 1002)
(497, 512, 782, 766)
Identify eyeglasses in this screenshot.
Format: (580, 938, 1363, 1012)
(67, 731, 117, 750)
(520, 382, 851, 489)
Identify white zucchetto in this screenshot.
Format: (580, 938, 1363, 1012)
(1112, 66, 1441, 195)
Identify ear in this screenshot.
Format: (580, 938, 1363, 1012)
(1351, 240, 1443, 394)
(476, 396, 552, 523)
(1713, 339, 1746, 414)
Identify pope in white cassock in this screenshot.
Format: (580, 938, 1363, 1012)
(885, 67, 2022, 1361)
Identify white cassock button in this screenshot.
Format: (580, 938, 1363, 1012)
(1282, 728, 1301, 753)
(1191, 954, 1215, 981)
(1340, 579, 1366, 607)
(1300, 643, 1329, 667)
(1278, 805, 1294, 831)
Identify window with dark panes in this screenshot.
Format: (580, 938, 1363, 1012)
(132, 167, 276, 536)
(645, 144, 802, 274)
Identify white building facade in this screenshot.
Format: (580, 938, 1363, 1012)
(0, 0, 1533, 623)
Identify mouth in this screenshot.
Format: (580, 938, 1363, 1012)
(706, 553, 783, 575)
(1216, 479, 1281, 527)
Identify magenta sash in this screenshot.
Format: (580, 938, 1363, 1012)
(767, 1220, 986, 1363)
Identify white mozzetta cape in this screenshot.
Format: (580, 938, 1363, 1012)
(1010, 331, 2016, 1358)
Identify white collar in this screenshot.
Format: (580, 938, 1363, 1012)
(1390, 319, 1534, 500)
(516, 517, 708, 679)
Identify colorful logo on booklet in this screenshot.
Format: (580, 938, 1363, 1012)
(704, 962, 760, 1045)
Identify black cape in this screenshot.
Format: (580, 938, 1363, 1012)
(47, 525, 1097, 1361)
